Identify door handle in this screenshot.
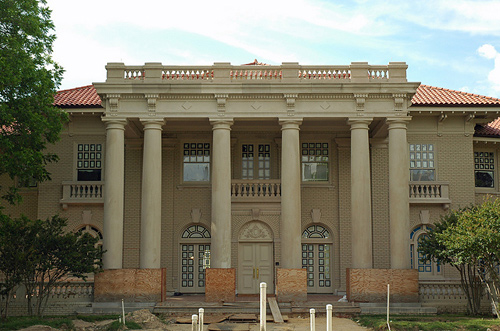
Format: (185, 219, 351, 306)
(256, 268, 259, 279)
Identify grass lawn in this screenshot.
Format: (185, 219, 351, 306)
(0, 315, 142, 330)
(356, 314, 500, 330)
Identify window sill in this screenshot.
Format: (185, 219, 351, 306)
(475, 188, 498, 194)
(301, 182, 334, 189)
(177, 183, 211, 190)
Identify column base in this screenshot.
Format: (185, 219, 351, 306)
(346, 268, 418, 303)
(276, 268, 307, 303)
(94, 268, 166, 302)
(205, 268, 236, 303)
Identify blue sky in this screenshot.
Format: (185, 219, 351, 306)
(47, 0, 500, 98)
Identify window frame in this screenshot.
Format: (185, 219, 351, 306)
(74, 142, 104, 182)
(409, 143, 436, 182)
(240, 143, 272, 180)
(474, 150, 496, 191)
(300, 142, 330, 183)
(182, 142, 211, 183)
(410, 225, 443, 279)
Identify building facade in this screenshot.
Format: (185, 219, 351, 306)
(4, 61, 500, 301)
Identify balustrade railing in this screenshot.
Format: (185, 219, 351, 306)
(419, 281, 467, 302)
(409, 181, 451, 206)
(230, 68, 282, 80)
(105, 62, 407, 84)
(60, 181, 104, 209)
(1, 282, 94, 303)
(231, 180, 281, 199)
(298, 67, 350, 80)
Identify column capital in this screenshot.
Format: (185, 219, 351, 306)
(210, 118, 233, 130)
(347, 117, 373, 130)
(386, 116, 412, 130)
(279, 118, 303, 130)
(140, 119, 165, 130)
(102, 118, 127, 130)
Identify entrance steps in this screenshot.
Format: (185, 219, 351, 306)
(359, 302, 437, 315)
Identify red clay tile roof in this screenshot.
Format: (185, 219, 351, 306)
(412, 85, 500, 106)
(475, 118, 500, 137)
(54, 85, 102, 108)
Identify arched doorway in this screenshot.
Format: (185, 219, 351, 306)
(179, 224, 211, 293)
(238, 221, 274, 294)
(302, 224, 333, 293)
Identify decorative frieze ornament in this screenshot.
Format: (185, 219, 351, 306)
(284, 94, 298, 116)
(106, 94, 120, 116)
(145, 94, 158, 116)
(393, 93, 406, 112)
(215, 94, 228, 115)
(354, 94, 368, 115)
(239, 221, 272, 241)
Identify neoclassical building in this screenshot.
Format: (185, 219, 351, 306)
(4, 61, 500, 303)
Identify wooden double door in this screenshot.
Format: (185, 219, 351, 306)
(238, 242, 274, 294)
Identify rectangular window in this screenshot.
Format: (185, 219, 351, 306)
(183, 143, 210, 182)
(475, 151, 495, 188)
(77, 144, 102, 181)
(242, 144, 270, 179)
(301, 143, 329, 181)
(409, 144, 435, 181)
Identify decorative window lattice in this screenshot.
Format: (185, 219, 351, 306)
(301, 143, 329, 181)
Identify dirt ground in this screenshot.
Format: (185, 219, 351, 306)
(18, 310, 371, 331)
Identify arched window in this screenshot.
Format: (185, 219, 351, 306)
(301, 224, 333, 293)
(76, 224, 103, 246)
(410, 225, 442, 277)
(180, 224, 211, 293)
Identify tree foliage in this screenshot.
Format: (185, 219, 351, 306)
(0, 0, 66, 205)
(419, 200, 500, 317)
(418, 208, 484, 315)
(0, 215, 103, 317)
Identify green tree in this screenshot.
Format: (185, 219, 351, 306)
(0, 215, 37, 318)
(418, 208, 484, 315)
(0, 0, 66, 205)
(0, 215, 103, 317)
(442, 199, 500, 317)
(22, 216, 103, 316)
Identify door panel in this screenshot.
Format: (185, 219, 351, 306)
(238, 242, 274, 294)
(302, 243, 332, 293)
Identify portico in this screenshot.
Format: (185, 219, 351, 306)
(93, 61, 419, 302)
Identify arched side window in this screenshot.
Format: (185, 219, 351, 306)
(180, 224, 211, 292)
(301, 224, 333, 293)
(302, 224, 330, 239)
(410, 225, 442, 277)
(76, 224, 103, 246)
(182, 225, 211, 238)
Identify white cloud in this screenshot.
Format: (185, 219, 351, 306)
(477, 44, 500, 95)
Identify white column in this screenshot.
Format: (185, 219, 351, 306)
(102, 119, 127, 269)
(387, 117, 411, 269)
(280, 119, 302, 269)
(140, 119, 164, 269)
(348, 118, 373, 269)
(210, 119, 233, 268)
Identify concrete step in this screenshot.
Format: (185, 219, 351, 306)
(358, 303, 437, 315)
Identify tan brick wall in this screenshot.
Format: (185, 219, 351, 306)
(371, 145, 390, 269)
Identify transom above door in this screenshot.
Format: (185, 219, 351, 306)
(241, 144, 270, 179)
(179, 224, 211, 293)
